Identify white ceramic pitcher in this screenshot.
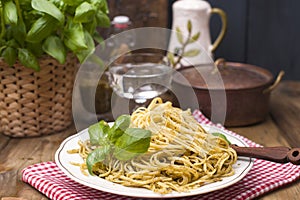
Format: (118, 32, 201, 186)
(168, 0, 227, 66)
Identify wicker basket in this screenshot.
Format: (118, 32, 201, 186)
(0, 55, 78, 137)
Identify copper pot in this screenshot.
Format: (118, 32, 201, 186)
(172, 59, 284, 126)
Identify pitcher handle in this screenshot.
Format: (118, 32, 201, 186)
(210, 8, 227, 52)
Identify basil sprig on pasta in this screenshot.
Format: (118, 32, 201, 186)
(86, 115, 151, 175)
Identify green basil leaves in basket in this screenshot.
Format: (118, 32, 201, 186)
(86, 115, 151, 175)
(0, 0, 110, 70)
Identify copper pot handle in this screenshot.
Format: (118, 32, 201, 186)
(214, 58, 226, 67)
(212, 58, 226, 74)
(214, 59, 284, 94)
(263, 70, 285, 94)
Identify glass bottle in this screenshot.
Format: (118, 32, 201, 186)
(107, 15, 135, 58)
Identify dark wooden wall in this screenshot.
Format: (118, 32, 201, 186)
(108, 0, 168, 28)
(208, 0, 300, 80)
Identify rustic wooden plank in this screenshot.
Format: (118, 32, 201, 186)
(0, 134, 10, 150)
(229, 116, 290, 147)
(270, 81, 300, 148)
(0, 125, 76, 198)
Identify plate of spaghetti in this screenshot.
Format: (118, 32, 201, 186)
(55, 98, 253, 198)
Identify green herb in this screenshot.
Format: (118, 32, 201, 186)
(42, 36, 66, 64)
(108, 114, 131, 144)
(86, 144, 110, 175)
(74, 2, 96, 23)
(75, 30, 96, 63)
(3, 1, 18, 25)
(2, 46, 16, 66)
(18, 48, 39, 71)
(114, 128, 151, 161)
(212, 132, 231, 144)
(88, 120, 110, 146)
(86, 115, 151, 175)
(63, 19, 87, 52)
(0, 0, 110, 70)
(31, 0, 64, 24)
(26, 15, 58, 43)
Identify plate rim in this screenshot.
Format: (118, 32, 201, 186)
(55, 124, 254, 198)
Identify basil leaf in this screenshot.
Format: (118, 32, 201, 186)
(91, 0, 109, 14)
(114, 128, 151, 161)
(3, 1, 18, 25)
(93, 31, 104, 44)
(62, 0, 84, 6)
(7, 39, 18, 48)
(95, 11, 110, 27)
(74, 2, 96, 23)
(90, 0, 103, 7)
(75, 31, 95, 63)
(211, 132, 231, 144)
(108, 115, 131, 144)
(2, 47, 16, 66)
(18, 48, 40, 71)
(113, 115, 131, 131)
(26, 15, 57, 43)
(63, 19, 87, 52)
(43, 35, 66, 64)
(49, 0, 65, 8)
(88, 120, 110, 146)
(27, 42, 44, 57)
(11, 22, 26, 46)
(84, 18, 97, 35)
(31, 0, 64, 24)
(20, 0, 32, 6)
(0, 46, 6, 55)
(86, 145, 110, 175)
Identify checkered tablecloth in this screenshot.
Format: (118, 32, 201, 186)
(22, 110, 300, 200)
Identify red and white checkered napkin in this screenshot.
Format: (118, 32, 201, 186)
(22, 110, 300, 200)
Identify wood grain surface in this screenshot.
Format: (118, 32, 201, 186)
(1, 81, 300, 199)
(270, 81, 300, 148)
(0, 125, 76, 200)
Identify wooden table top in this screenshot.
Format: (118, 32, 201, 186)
(1, 80, 300, 200)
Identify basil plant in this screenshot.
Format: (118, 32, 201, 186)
(0, 0, 110, 71)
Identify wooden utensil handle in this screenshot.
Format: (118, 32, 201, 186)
(287, 148, 300, 165)
(230, 144, 291, 163)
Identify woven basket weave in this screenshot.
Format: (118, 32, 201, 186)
(0, 55, 78, 137)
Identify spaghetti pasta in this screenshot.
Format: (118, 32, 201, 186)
(69, 98, 237, 194)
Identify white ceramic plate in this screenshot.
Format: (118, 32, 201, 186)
(55, 124, 253, 198)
